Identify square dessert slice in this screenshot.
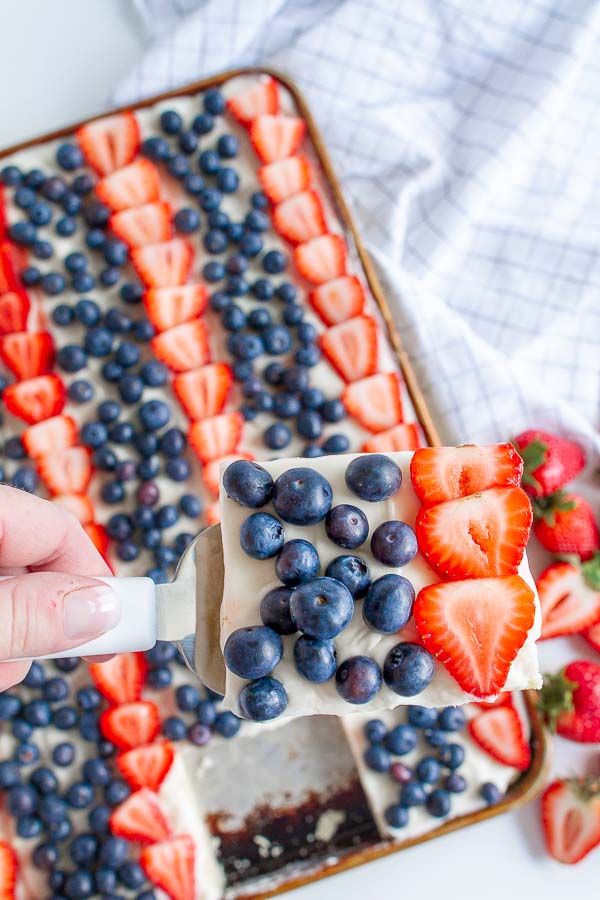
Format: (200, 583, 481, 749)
(219, 446, 542, 721)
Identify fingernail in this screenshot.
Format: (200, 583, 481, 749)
(63, 583, 121, 640)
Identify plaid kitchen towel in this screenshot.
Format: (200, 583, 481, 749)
(115, 0, 600, 464)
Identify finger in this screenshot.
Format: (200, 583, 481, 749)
(0, 485, 111, 576)
(0, 661, 31, 691)
(0, 572, 120, 660)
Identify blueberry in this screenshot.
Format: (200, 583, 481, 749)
(99, 836, 129, 866)
(273, 467, 333, 526)
(322, 434, 350, 455)
(120, 282, 143, 304)
(160, 108, 182, 134)
(147, 665, 172, 688)
(200, 187, 222, 212)
(56, 143, 83, 170)
(0, 761, 21, 788)
(257, 587, 294, 636)
(345, 454, 402, 502)
(391, 762, 413, 783)
(61, 191, 82, 215)
(138, 482, 160, 506)
(156, 504, 178, 528)
(407, 706, 438, 729)
(173, 532, 194, 556)
(437, 706, 466, 732)
(187, 722, 212, 746)
(445, 773, 467, 793)
(72, 272, 96, 293)
(290, 577, 354, 639)
(364, 719, 387, 744)
(296, 345, 321, 366)
(52, 706, 79, 730)
(179, 493, 202, 518)
(0, 693, 21, 720)
(385, 804, 409, 829)
(192, 112, 214, 134)
(195, 700, 216, 727)
(322, 399, 346, 423)
(56, 345, 86, 372)
(371, 520, 418, 567)
(262, 323, 292, 355)
(32, 840, 60, 870)
(43, 677, 69, 703)
(282, 304, 303, 327)
(335, 656, 382, 704)
(139, 360, 167, 388)
(8, 783, 38, 815)
(5, 436, 25, 460)
(227, 222, 244, 243)
(217, 167, 239, 194)
(17, 814, 43, 839)
(175, 684, 201, 712)
(362, 574, 415, 634)
(416, 756, 441, 784)
(165, 457, 189, 482)
(179, 130, 199, 154)
(1, 165, 22, 186)
(69, 833, 98, 867)
(21, 265, 41, 286)
(323, 505, 368, 551)
(29, 201, 52, 226)
(224, 626, 282, 680)
(275, 539, 320, 587)
(142, 136, 170, 161)
(96, 866, 118, 893)
(12, 467, 38, 493)
(167, 152, 190, 179)
(88, 805, 111, 835)
(238, 676, 288, 722)
(222, 460, 273, 510)
(225, 274, 249, 296)
(383, 642, 435, 696)
(159, 427, 186, 458)
(251, 190, 269, 209)
(65, 780, 94, 809)
(248, 307, 271, 330)
(240, 512, 285, 560)
(252, 278, 275, 301)
(72, 173, 93, 195)
(424, 728, 448, 749)
(438, 743, 465, 770)
(264, 422, 292, 450)
(174, 207, 201, 234)
(105, 308, 132, 333)
(297, 322, 317, 345)
(83, 758, 111, 786)
(41, 271, 66, 294)
(77, 687, 101, 711)
(273, 393, 301, 418)
(32, 239, 52, 258)
(99, 265, 120, 286)
(203, 228, 228, 254)
(15, 186, 36, 209)
(55, 215, 77, 237)
(384, 724, 418, 755)
(184, 171, 205, 195)
(84, 326, 113, 357)
(12, 719, 33, 741)
(118, 374, 144, 404)
(162, 716, 187, 741)
(109, 423, 134, 445)
(203, 261, 226, 283)
(104, 780, 130, 806)
(38, 793, 67, 825)
(364, 744, 391, 773)
(400, 781, 427, 807)
(52, 742, 75, 767)
(68, 379, 94, 403)
(119, 860, 146, 889)
(294, 635, 336, 683)
(101, 361, 123, 383)
(296, 410, 322, 442)
(133, 319, 155, 342)
(214, 710, 241, 739)
(263, 250, 287, 273)
(425, 788, 451, 819)
(24, 700, 51, 727)
(204, 88, 225, 114)
(81, 422, 108, 449)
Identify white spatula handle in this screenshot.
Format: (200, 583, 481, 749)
(0, 575, 158, 660)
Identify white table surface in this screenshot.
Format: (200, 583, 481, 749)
(1, 2, 598, 897)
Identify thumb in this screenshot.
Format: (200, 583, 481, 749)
(0, 572, 120, 660)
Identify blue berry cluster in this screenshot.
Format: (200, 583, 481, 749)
(362, 706, 503, 829)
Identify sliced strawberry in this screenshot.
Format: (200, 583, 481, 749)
(36, 446, 92, 495)
(173, 363, 233, 421)
(541, 778, 600, 864)
(203, 452, 254, 496)
(3, 374, 65, 424)
(0, 290, 30, 335)
(151, 320, 211, 373)
(410, 444, 524, 506)
(83, 521, 110, 557)
(76, 111, 140, 176)
(144, 284, 208, 333)
(140, 835, 195, 900)
(205, 501, 220, 526)
(416, 486, 532, 580)
(414, 575, 536, 697)
(189, 412, 244, 464)
(89, 652, 147, 705)
(584, 620, 600, 654)
(309, 276, 365, 326)
(99, 701, 160, 751)
(250, 115, 306, 163)
(51, 493, 95, 524)
(22, 415, 77, 460)
(320, 315, 378, 382)
(96, 159, 160, 213)
(468, 706, 531, 770)
(342, 372, 403, 433)
(0, 331, 54, 380)
(537, 559, 600, 640)
(227, 76, 279, 125)
(0, 841, 17, 900)
(110, 788, 172, 845)
(110, 201, 172, 248)
(0, 242, 27, 294)
(0, 185, 6, 240)
(273, 190, 326, 245)
(258, 155, 311, 203)
(132, 238, 193, 288)
(117, 742, 174, 793)
(362, 423, 420, 453)
(294, 234, 347, 284)
(472, 691, 513, 710)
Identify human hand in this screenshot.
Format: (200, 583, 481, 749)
(0, 485, 120, 689)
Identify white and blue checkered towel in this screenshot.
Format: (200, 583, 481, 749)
(115, 0, 600, 463)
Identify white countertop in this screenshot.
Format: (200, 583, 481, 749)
(1, 2, 598, 896)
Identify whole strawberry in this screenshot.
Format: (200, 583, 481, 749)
(513, 429, 585, 497)
(539, 660, 600, 743)
(533, 492, 599, 560)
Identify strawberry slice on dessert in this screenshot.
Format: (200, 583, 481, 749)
(151, 319, 211, 373)
(117, 742, 175, 793)
(536, 557, 600, 640)
(410, 443, 524, 505)
(76, 111, 140, 176)
(294, 233, 346, 284)
(533, 492, 599, 561)
(96, 159, 160, 213)
(189, 411, 244, 464)
(362, 423, 420, 452)
(468, 705, 531, 770)
(173, 363, 233, 421)
(140, 835, 195, 900)
(52, 493, 95, 524)
(100, 701, 160, 751)
(0, 290, 30, 334)
(416, 486, 532, 580)
(542, 777, 600, 864)
(320, 315, 378, 382)
(258, 155, 311, 203)
(250, 114, 306, 163)
(0, 842, 17, 899)
(342, 372, 403, 433)
(414, 575, 536, 697)
(273, 190, 326, 245)
(472, 691, 514, 710)
(83, 522, 110, 558)
(227, 76, 279, 124)
(110, 788, 172, 845)
(3, 374, 66, 424)
(203, 452, 254, 496)
(539, 660, 600, 743)
(0, 331, 54, 380)
(110, 200, 172, 248)
(309, 275, 365, 326)
(37, 446, 92, 496)
(132, 238, 193, 288)
(89, 652, 147, 705)
(21, 415, 77, 460)
(144, 284, 208, 333)
(0, 242, 27, 294)
(513, 428, 585, 498)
